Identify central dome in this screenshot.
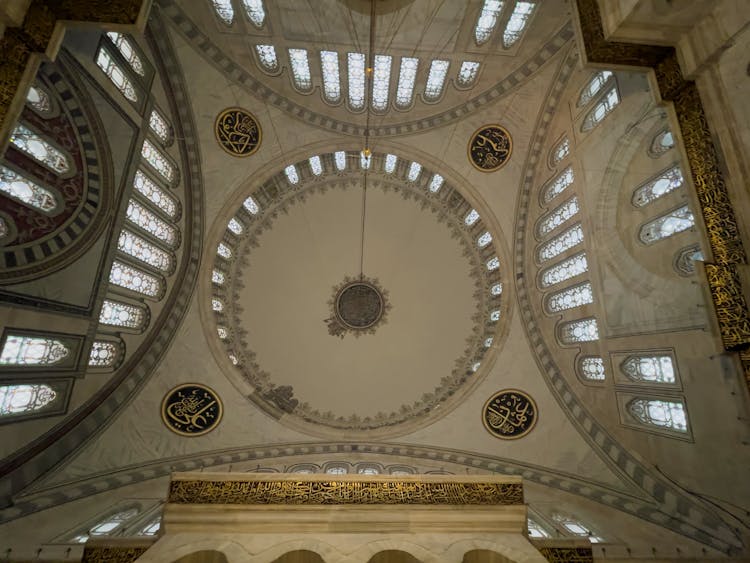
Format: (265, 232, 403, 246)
(209, 151, 506, 437)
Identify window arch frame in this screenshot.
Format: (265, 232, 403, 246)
(581, 84, 620, 132)
(576, 70, 614, 108)
(95, 38, 142, 106)
(210, 0, 236, 26)
(631, 163, 684, 208)
(0, 329, 82, 372)
(638, 204, 695, 245)
(620, 395, 691, 438)
(9, 122, 75, 178)
(87, 337, 125, 371)
(648, 127, 675, 158)
(25, 82, 58, 119)
(548, 135, 570, 168)
(0, 379, 72, 424)
(501, 0, 538, 49)
(617, 351, 679, 387)
(98, 297, 150, 334)
(576, 355, 606, 385)
(0, 163, 64, 216)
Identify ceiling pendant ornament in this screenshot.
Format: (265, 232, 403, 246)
(482, 389, 537, 439)
(324, 276, 391, 338)
(468, 124, 513, 172)
(161, 383, 223, 436)
(214, 107, 262, 157)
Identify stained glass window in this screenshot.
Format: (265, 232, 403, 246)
(99, 299, 146, 329)
(474, 0, 504, 45)
(527, 519, 550, 539)
(89, 508, 140, 536)
(211, 0, 234, 24)
(621, 355, 675, 383)
(486, 257, 500, 271)
(212, 298, 224, 312)
(503, 1, 536, 48)
(0, 166, 58, 213)
(542, 167, 574, 204)
(384, 154, 397, 174)
(546, 282, 594, 313)
(424, 60, 449, 101)
(490, 310, 501, 322)
(478, 231, 492, 248)
(106, 33, 144, 76)
(334, 151, 346, 171)
(632, 165, 683, 207)
(320, 50, 341, 102)
(559, 318, 599, 343)
(457, 61, 480, 87)
(309, 155, 323, 176)
(326, 466, 347, 474)
(288, 48, 312, 91)
(484, 337, 494, 347)
(284, 164, 299, 185)
(255, 45, 278, 71)
(627, 398, 687, 432)
(577, 71, 613, 107)
(228, 218, 243, 235)
(371, 55, 393, 111)
(465, 209, 480, 226)
(540, 252, 588, 288)
(358, 467, 379, 475)
(138, 517, 161, 536)
(552, 515, 604, 542)
(126, 199, 178, 247)
(149, 109, 171, 145)
(10, 124, 70, 174)
(118, 229, 173, 272)
(0, 218, 8, 239)
(347, 52, 366, 110)
(212, 269, 225, 285)
(228, 353, 239, 365)
(429, 174, 444, 193)
(360, 151, 371, 170)
(109, 260, 163, 298)
(491, 283, 503, 296)
(551, 137, 570, 165)
(141, 139, 175, 183)
(538, 224, 584, 263)
(26, 85, 52, 115)
(217, 326, 228, 339)
(674, 244, 703, 276)
(650, 129, 675, 156)
(0, 335, 68, 366)
(640, 205, 694, 244)
(242, 0, 266, 27)
(582, 87, 620, 132)
(580, 357, 605, 381)
(96, 47, 137, 102)
(0, 384, 57, 416)
(133, 170, 178, 219)
(395, 57, 418, 108)
(217, 242, 232, 259)
(88, 341, 120, 368)
(407, 162, 421, 182)
(538, 196, 579, 237)
(243, 196, 259, 215)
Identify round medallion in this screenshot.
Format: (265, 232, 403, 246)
(468, 124, 513, 172)
(482, 389, 537, 439)
(215, 107, 262, 157)
(161, 383, 223, 436)
(336, 282, 384, 329)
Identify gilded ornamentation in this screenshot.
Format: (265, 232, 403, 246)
(468, 124, 512, 172)
(81, 546, 149, 563)
(538, 547, 593, 563)
(324, 276, 390, 338)
(161, 384, 223, 436)
(705, 264, 750, 350)
(482, 389, 537, 439)
(214, 107, 261, 157)
(168, 479, 523, 505)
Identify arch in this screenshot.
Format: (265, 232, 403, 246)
(172, 551, 229, 563)
(462, 550, 516, 563)
(368, 550, 422, 563)
(271, 551, 326, 563)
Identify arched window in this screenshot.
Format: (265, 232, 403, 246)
(550, 137, 570, 166)
(649, 129, 675, 157)
(106, 33, 145, 76)
(537, 224, 584, 263)
(465, 209, 480, 226)
(477, 231, 492, 248)
(26, 85, 53, 116)
(118, 230, 174, 273)
(211, 0, 235, 25)
(371, 55, 393, 111)
(347, 52, 366, 110)
(217, 242, 232, 260)
(133, 170, 178, 219)
(639, 205, 694, 244)
(621, 355, 675, 383)
(540, 252, 588, 288)
(474, 0, 504, 45)
(360, 151, 372, 170)
(84, 507, 140, 540)
(325, 466, 347, 475)
(320, 51, 341, 103)
(527, 518, 550, 539)
(577, 71, 613, 107)
(99, 299, 147, 329)
(243, 196, 260, 215)
(581, 87, 620, 132)
(309, 155, 323, 176)
(632, 165, 683, 207)
(137, 517, 161, 536)
(358, 466, 380, 475)
(212, 298, 224, 312)
(217, 326, 228, 339)
(537, 196, 579, 237)
(242, 0, 266, 27)
(96, 47, 138, 102)
(227, 218, 243, 235)
(486, 257, 500, 271)
(88, 341, 121, 368)
(424, 60, 449, 101)
(148, 109, 172, 145)
(141, 139, 175, 183)
(10, 124, 70, 174)
(0, 384, 57, 416)
(395, 57, 419, 107)
(545, 282, 593, 313)
(334, 151, 347, 171)
(428, 173, 444, 193)
(284, 164, 300, 185)
(503, 1, 536, 48)
(542, 166, 574, 203)
(407, 162, 422, 182)
(109, 260, 164, 298)
(491, 283, 503, 296)
(212, 270, 225, 285)
(674, 244, 703, 276)
(0, 335, 69, 366)
(255, 45, 278, 72)
(384, 154, 398, 174)
(288, 49, 312, 91)
(579, 356, 605, 381)
(457, 61, 480, 87)
(627, 398, 687, 432)
(552, 514, 604, 542)
(126, 199, 179, 247)
(0, 165, 59, 213)
(559, 318, 599, 344)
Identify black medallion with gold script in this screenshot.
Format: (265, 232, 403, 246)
(468, 124, 512, 172)
(161, 384, 223, 436)
(482, 389, 537, 439)
(215, 107, 262, 157)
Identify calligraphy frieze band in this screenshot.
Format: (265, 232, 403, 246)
(538, 547, 594, 563)
(168, 479, 524, 505)
(81, 546, 149, 563)
(705, 264, 750, 350)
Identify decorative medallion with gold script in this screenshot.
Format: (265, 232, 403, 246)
(482, 389, 537, 439)
(161, 384, 223, 436)
(468, 124, 513, 172)
(215, 107, 262, 157)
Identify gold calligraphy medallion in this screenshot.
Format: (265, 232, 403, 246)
(161, 383, 223, 436)
(482, 389, 537, 439)
(468, 124, 513, 172)
(215, 107, 262, 157)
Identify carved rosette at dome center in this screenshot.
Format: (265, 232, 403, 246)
(325, 277, 391, 338)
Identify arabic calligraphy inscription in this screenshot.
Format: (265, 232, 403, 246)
(468, 124, 513, 172)
(215, 107, 262, 157)
(483, 389, 537, 439)
(161, 384, 223, 436)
